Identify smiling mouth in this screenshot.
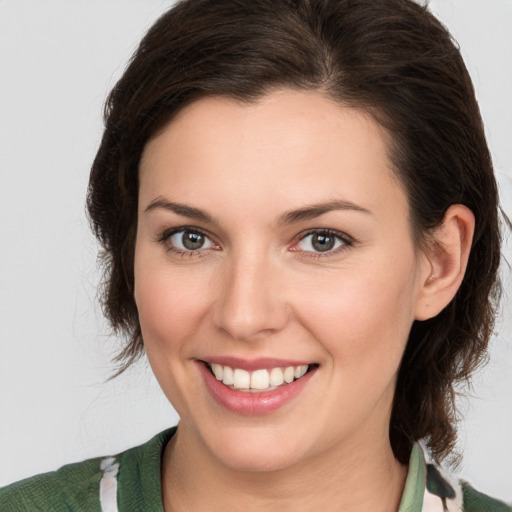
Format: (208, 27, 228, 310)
(206, 362, 317, 392)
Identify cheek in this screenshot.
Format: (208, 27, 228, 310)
(133, 257, 214, 414)
(133, 261, 212, 351)
(293, 258, 419, 370)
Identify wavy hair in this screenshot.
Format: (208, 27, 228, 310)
(87, 0, 503, 464)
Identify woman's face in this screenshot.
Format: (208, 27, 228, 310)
(134, 89, 430, 472)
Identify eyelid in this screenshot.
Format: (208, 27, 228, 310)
(158, 225, 211, 242)
(157, 226, 220, 256)
(156, 226, 354, 259)
(290, 228, 354, 257)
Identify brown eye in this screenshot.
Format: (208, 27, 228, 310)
(311, 233, 336, 252)
(167, 229, 216, 252)
(181, 231, 205, 250)
(295, 230, 350, 255)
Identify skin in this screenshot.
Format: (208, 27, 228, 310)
(134, 89, 474, 511)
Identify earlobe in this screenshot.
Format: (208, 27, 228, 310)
(415, 204, 475, 321)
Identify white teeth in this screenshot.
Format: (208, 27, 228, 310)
(223, 366, 234, 385)
(283, 366, 295, 383)
(211, 363, 223, 381)
(209, 363, 311, 391)
(295, 365, 308, 379)
(269, 367, 284, 386)
(233, 369, 251, 389)
(250, 369, 270, 390)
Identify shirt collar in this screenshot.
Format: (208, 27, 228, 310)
(399, 443, 463, 512)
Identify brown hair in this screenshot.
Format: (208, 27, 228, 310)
(87, 0, 503, 464)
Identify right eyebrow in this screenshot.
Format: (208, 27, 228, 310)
(144, 197, 217, 225)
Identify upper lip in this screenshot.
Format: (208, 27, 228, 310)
(199, 356, 314, 371)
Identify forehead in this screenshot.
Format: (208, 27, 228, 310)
(138, 89, 408, 226)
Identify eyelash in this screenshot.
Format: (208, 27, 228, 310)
(157, 227, 354, 260)
(157, 226, 218, 258)
(291, 229, 354, 259)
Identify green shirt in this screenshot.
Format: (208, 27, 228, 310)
(1, 427, 510, 511)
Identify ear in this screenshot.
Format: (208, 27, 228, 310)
(414, 204, 475, 321)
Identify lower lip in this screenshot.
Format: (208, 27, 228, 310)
(198, 362, 316, 415)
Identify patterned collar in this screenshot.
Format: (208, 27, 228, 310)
(399, 443, 463, 512)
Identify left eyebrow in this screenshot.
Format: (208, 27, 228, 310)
(277, 199, 372, 225)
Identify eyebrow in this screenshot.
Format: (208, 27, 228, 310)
(145, 197, 217, 224)
(277, 199, 372, 225)
(144, 197, 371, 225)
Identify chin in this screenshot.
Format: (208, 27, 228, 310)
(201, 425, 308, 473)
(213, 444, 302, 473)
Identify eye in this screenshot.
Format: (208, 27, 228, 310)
(160, 227, 218, 255)
(293, 229, 352, 255)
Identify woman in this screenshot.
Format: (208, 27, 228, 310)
(1, 0, 510, 510)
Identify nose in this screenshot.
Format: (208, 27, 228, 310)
(212, 251, 290, 342)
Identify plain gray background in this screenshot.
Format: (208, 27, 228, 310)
(1, 0, 511, 502)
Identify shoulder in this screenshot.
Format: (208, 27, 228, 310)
(462, 482, 512, 512)
(0, 428, 176, 512)
(405, 443, 511, 512)
(424, 460, 511, 512)
(0, 456, 104, 512)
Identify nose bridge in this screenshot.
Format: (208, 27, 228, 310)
(213, 246, 288, 341)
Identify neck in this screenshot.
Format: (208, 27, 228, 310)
(162, 425, 408, 512)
